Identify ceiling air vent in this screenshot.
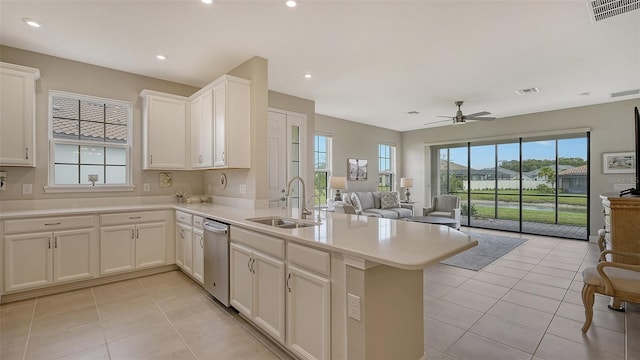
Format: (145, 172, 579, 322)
(587, 0, 640, 22)
(611, 89, 640, 98)
(515, 87, 540, 95)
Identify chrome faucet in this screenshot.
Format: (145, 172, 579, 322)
(284, 176, 312, 219)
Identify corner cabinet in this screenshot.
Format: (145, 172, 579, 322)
(0, 62, 40, 167)
(212, 75, 251, 168)
(140, 90, 189, 170)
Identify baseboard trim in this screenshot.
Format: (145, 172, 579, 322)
(0, 265, 178, 304)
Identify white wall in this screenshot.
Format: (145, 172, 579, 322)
(401, 98, 640, 236)
(315, 114, 402, 194)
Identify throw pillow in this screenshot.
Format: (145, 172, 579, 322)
(381, 191, 400, 209)
(350, 192, 363, 214)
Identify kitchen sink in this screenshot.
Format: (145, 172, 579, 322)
(247, 216, 320, 229)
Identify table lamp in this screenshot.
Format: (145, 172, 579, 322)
(400, 177, 413, 202)
(330, 176, 347, 201)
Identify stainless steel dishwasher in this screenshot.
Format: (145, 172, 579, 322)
(203, 219, 230, 306)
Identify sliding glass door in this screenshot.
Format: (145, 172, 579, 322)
(436, 133, 589, 240)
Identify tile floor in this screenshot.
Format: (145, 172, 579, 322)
(0, 227, 638, 359)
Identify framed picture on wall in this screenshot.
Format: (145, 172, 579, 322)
(348, 158, 368, 180)
(602, 152, 635, 174)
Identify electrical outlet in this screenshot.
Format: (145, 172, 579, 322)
(239, 184, 246, 194)
(22, 183, 32, 195)
(143, 183, 150, 192)
(347, 293, 361, 321)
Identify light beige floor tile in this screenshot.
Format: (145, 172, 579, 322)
(96, 293, 157, 321)
(514, 245, 551, 255)
(470, 314, 544, 354)
(501, 253, 541, 265)
(472, 271, 519, 288)
(569, 280, 584, 291)
(424, 316, 465, 352)
(155, 292, 221, 324)
(424, 270, 469, 287)
(172, 309, 237, 345)
(187, 326, 278, 360)
(425, 346, 458, 360)
(423, 281, 456, 298)
(29, 305, 99, 335)
(534, 333, 622, 360)
(25, 322, 105, 360)
(501, 289, 561, 314)
(424, 297, 483, 330)
(494, 259, 535, 271)
(56, 344, 110, 360)
(101, 305, 172, 342)
(531, 264, 576, 280)
(458, 278, 510, 299)
(555, 301, 625, 333)
(440, 288, 500, 313)
(539, 258, 581, 271)
(513, 279, 567, 300)
(1, 316, 32, 347)
(563, 289, 610, 308)
(548, 249, 586, 259)
(482, 264, 528, 279)
(446, 332, 531, 360)
(508, 249, 547, 259)
(547, 315, 625, 357)
(32, 288, 95, 319)
(106, 325, 188, 360)
(1, 339, 28, 360)
(487, 300, 554, 330)
(0, 298, 36, 323)
(92, 278, 148, 304)
(522, 272, 572, 289)
(438, 265, 477, 278)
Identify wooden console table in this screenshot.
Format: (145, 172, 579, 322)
(600, 193, 640, 265)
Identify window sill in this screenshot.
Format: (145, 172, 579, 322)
(43, 185, 136, 194)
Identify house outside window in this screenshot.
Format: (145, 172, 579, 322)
(378, 143, 396, 191)
(46, 91, 133, 192)
(314, 134, 332, 206)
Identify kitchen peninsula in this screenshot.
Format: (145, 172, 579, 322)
(0, 201, 477, 360)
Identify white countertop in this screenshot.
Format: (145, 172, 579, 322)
(0, 202, 477, 270)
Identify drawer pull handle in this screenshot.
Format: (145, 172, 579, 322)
(44, 222, 61, 226)
(129, 216, 142, 220)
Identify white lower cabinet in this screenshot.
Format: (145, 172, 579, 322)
(176, 222, 193, 274)
(4, 228, 98, 292)
(99, 211, 168, 276)
(192, 228, 204, 284)
(230, 242, 286, 344)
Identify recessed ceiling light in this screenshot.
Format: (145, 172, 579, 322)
(156, 54, 167, 60)
(23, 18, 41, 28)
(407, 111, 419, 115)
(286, 0, 297, 8)
(201, 0, 212, 4)
(579, 92, 591, 96)
(515, 87, 540, 95)
(304, 74, 312, 79)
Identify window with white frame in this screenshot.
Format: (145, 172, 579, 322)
(378, 143, 396, 192)
(314, 134, 332, 206)
(47, 91, 132, 191)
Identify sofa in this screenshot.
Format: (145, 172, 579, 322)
(334, 191, 413, 219)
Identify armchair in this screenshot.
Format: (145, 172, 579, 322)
(423, 195, 461, 229)
(581, 250, 640, 332)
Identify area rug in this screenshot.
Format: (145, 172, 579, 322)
(440, 232, 527, 271)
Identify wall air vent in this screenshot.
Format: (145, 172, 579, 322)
(587, 0, 640, 22)
(515, 87, 540, 95)
(611, 89, 640, 98)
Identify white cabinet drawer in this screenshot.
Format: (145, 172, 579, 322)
(287, 243, 330, 276)
(100, 211, 165, 226)
(231, 227, 284, 259)
(193, 215, 204, 229)
(175, 211, 193, 225)
(5, 215, 95, 234)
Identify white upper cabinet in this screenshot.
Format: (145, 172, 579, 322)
(0, 62, 40, 167)
(190, 88, 214, 169)
(140, 90, 189, 170)
(212, 75, 251, 169)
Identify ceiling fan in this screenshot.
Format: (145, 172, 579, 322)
(426, 101, 496, 127)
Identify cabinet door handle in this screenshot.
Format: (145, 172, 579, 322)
(26, 147, 29, 160)
(247, 257, 252, 272)
(286, 273, 292, 293)
(200, 238, 203, 248)
(54, 236, 58, 248)
(222, 151, 225, 162)
(136, 228, 139, 239)
(132, 229, 135, 239)
(48, 237, 51, 249)
(129, 216, 142, 220)
(179, 229, 184, 239)
(150, 155, 153, 165)
(44, 222, 61, 226)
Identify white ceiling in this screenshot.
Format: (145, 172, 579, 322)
(1, 1, 639, 132)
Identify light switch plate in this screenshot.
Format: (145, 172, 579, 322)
(239, 184, 246, 194)
(143, 183, 150, 192)
(22, 183, 32, 195)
